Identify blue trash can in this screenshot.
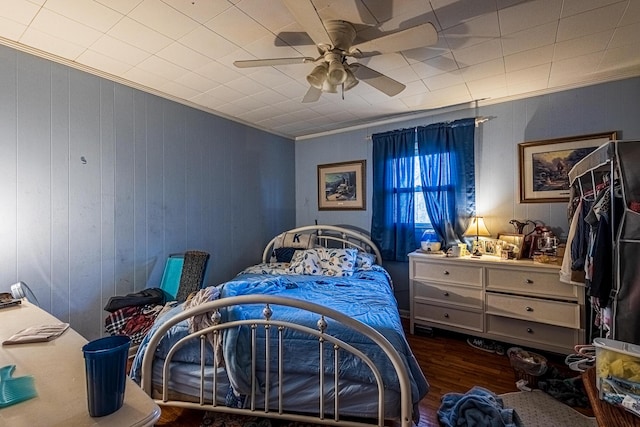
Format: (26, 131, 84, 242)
(82, 335, 131, 417)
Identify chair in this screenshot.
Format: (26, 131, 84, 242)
(158, 250, 210, 301)
(104, 250, 210, 354)
(174, 250, 210, 301)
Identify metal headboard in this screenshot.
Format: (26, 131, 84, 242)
(261, 225, 383, 265)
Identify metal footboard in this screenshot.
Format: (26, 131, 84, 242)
(140, 295, 413, 426)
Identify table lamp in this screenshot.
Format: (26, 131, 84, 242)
(464, 216, 491, 256)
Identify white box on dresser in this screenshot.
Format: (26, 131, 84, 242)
(408, 250, 585, 354)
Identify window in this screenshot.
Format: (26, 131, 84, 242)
(371, 118, 475, 261)
(413, 152, 432, 228)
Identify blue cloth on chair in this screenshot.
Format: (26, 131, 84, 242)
(438, 386, 523, 427)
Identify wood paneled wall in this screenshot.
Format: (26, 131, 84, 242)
(0, 45, 296, 340)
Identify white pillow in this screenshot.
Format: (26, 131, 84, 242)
(270, 232, 316, 263)
(280, 232, 315, 249)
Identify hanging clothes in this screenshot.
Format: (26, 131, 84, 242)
(571, 198, 593, 272)
(588, 186, 623, 306)
(560, 200, 583, 284)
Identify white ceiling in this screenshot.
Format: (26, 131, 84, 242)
(1, 0, 639, 140)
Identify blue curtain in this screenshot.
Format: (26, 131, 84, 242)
(370, 118, 476, 261)
(417, 118, 476, 248)
(371, 128, 416, 261)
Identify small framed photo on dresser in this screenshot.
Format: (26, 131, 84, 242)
(497, 233, 525, 259)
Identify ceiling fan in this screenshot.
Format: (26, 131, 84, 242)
(233, 0, 438, 103)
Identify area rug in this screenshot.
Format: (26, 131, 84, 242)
(200, 412, 325, 427)
(201, 390, 597, 427)
(500, 390, 597, 427)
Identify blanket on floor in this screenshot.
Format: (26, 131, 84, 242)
(438, 386, 523, 427)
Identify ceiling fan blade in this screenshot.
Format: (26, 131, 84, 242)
(282, 0, 333, 47)
(351, 64, 405, 97)
(233, 57, 315, 68)
(302, 86, 322, 103)
(352, 23, 438, 55)
(274, 31, 315, 46)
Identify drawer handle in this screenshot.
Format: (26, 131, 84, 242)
(526, 328, 533, 334)
(524, 279, 533, 284)
(525, 306, 533, 312)
(444, 313, 449, 318)
(443, 292, 450, 297)
(443, 270, 450, 275)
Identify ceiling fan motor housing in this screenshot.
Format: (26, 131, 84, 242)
(324, 20, 356, 51)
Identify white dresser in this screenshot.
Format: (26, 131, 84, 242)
(408, 251, 585, 354)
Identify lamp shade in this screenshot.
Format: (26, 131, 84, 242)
(306, 63, 328, 89)
(343, 67, 359, 91)
(464, 217, 491, 238)
(321, 80, 338, 93)
(327, 59, 347, 85)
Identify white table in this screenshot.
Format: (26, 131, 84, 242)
(0, 301, 160, 427)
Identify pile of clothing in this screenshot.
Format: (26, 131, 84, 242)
(438, 386, 523, 427)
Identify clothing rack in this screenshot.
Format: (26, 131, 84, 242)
(566, 140, 640, 344)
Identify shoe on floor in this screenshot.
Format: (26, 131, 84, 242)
(495, 344, 505, 356)
(467, 337, 495, 353)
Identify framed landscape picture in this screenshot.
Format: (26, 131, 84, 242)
(318, 160, 366, 210)
(518, 131, 616, 203)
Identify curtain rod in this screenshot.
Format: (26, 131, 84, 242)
(365, 116, 496, 140)
(475, 116, 495, 125)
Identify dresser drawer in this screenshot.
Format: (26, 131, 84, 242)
(486, 315, 578, 350)
(485, 267, 577, 299)
(414, 281, 482, 309)
(412, 260, 482, 286)
(486, 293, 580, 328)
(414, 302, 483, 332)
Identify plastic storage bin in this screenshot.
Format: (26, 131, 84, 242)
(593, 337, 640, 417)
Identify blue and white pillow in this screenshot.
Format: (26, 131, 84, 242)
(355, 252, 376, 269)
(288, 249, 323, 275)
(288, 248, 357, 277)
(319, 248, 357, 276)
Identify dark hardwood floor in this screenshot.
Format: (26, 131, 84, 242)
(152, 326, 592, 426)
(408, 328, 528, 426)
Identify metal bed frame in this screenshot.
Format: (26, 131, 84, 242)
(139, 225, 415, 427)
(262, 225, 383, 265)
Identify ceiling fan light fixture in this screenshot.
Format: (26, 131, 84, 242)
(325, 52, 347, 85)
(343, 67, 358, 91)
(306, 63, 328, 89)
(327, 61, 346, 85)
(322, 80, 338, 93)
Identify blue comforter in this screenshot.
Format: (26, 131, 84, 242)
(130, 266, 428, 407)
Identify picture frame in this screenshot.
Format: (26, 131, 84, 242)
(483, 239, 498, 256)
(471, 239, 486, 255)
(318, 160, 366, 210)
(497, 233, 525, 259)
(518, 131, 617, 203)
